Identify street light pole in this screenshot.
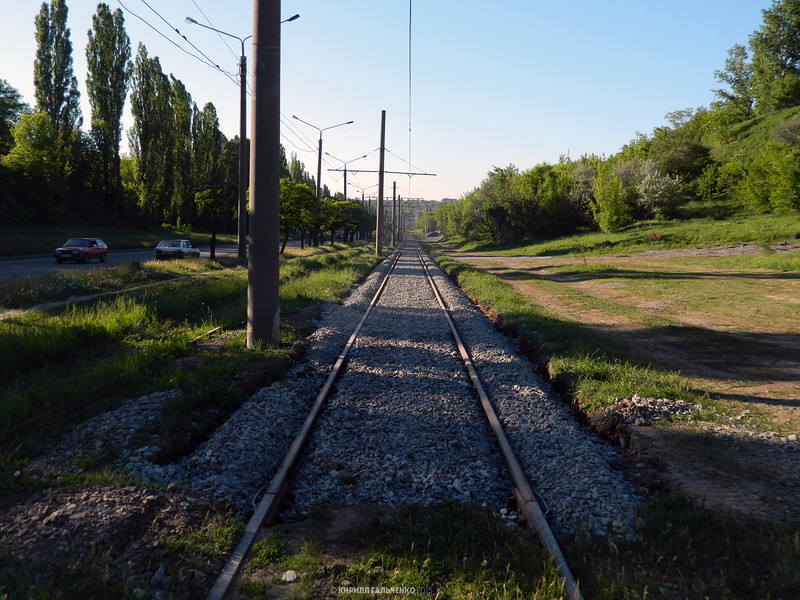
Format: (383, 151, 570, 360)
(292, 116, 353, 198)
(236, 41, 249, 259)
(185, 14, 298, 259)
(185, 17, 250, 259)
(325, 151, 368, 200)
(376, 110, 386, 255)
(291, 115, 353, 244)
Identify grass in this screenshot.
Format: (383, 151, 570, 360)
(239, 526, 322, 597)
(0, 243, 384, 493)
(433, 253, 709, 411)
(0, 499, 247, 600)
(571, 495, 800, 599)
(0, 543, 139, 599)
(711, 104, 800, 164)
(237, 503, 567, 599)
(425, 213, 800, 598)
(0, 256, 232, 312)
(163, 511, 244, 561)
(544, 255, 800, 335)
(551, 353, 701, 412)
(432, 212, 800, 417)
(348, 504, 565, 599)
(279, 246, 383, 314)
(0, 240, 386, 599)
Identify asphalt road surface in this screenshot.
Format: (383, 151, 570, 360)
(0, 240, 314, 280)
(0, 245, 239, 280)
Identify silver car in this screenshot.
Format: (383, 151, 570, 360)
(154, 239, 201, 260)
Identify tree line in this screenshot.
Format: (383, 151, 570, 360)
(0, 0, 369, 245)
(431, 0, 800, 242)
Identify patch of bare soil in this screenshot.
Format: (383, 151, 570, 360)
(0, 483, 237, 598)
(626, 423, 800, 521)
(435, 241, 800, 523)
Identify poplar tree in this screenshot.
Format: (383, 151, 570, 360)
(34, 0, 81, 139)
(192, 102, 229, 255)
(129, 43, 173, 221)
(192, 102, 224, 191)
(170, 76, 193, 225)
(86, 3, 131, 209)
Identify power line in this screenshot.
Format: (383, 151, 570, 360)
(385, 147, 430, 176)
(190, 0, 239, 62)
(281, 114, 318, 151)
(138, 0, 237, 79)
(279, 115, 318, 154)
(408, 0, 413, 198)
(116, 0, 239, 87)
(118, 2, 325, 166)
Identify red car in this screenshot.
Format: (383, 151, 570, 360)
(54, 238, 108, 263)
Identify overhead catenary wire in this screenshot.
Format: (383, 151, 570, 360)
(279, 115, 319, 154)
(190, 0, 239, 62)
(324, 147, 381, 189)
(115, 2, 346, 179)
(408, 0, 413, 199)
(139, 0, 237, 79)
(116, 0, 239, 87)
(385, 147, 430, 176)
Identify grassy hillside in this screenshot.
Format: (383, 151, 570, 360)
(711, 104, 800, 164)
(450, 211, 800, 258)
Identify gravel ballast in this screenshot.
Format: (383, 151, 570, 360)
(125, 242, 640, 538)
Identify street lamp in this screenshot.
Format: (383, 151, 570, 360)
(185, 14, 299, 259)
(325, 151, 368, 200)
(291, 115, 353, 199)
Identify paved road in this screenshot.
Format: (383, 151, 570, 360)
(0, 245, 239, 280)
(0, 240, 313, 280)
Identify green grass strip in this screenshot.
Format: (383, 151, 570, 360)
(0, 244, 383, 469)
(434, 254, 705, 410)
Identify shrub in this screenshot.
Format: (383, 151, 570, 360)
(591, 168, 633, 233)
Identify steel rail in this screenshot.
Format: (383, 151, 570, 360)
(205, 246, 405, 600)
(414, 245, 584, 600)
(207, 242, 582, 599)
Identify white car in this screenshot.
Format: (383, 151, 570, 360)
(154, 239, 200, 259)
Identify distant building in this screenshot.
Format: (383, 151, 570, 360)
(440, 198, 457, 203)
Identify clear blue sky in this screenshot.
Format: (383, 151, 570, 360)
(1, 0, 772, 202)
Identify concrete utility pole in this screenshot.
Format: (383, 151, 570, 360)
(247, 0, 281, 348)
(398, 195, 402, 238)
(375, 110, 386, 254)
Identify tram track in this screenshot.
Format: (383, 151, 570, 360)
(206, 241, 586, 599)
